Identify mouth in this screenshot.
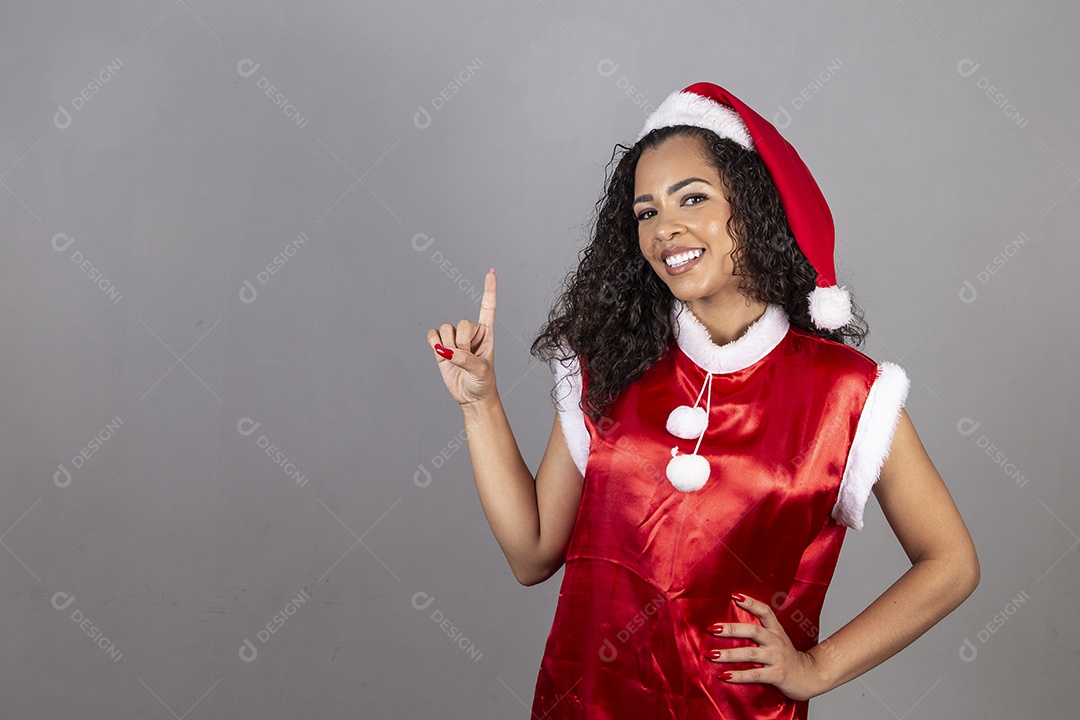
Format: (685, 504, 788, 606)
(661, 247, 705, 275)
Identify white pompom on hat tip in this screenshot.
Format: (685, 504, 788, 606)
(808, 285, 853, 331)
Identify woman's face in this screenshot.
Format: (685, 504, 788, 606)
(633, 134, 743, 304)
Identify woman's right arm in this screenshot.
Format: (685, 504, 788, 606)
(461, 400, 584, 586)
(427, 268, 584, 586)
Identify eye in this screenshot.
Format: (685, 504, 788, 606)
(634, 193, 708, 222)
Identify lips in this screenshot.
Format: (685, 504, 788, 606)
(661, 247, 705, 276)
(660, 246, 705, 262)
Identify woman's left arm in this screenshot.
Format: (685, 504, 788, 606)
(713, 407, 980, 700)
(712, 408, 984, 699)
(805, 406, 981, 694)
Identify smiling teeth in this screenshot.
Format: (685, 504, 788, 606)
(665, 249, 704, 267)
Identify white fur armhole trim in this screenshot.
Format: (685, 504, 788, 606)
(551, 351, 590, 477)
(831, 361, 911, 531)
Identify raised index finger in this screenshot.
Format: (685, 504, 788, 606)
(478, 267, 496, 330)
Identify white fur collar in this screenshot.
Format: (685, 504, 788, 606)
(670, 301, 789, 374)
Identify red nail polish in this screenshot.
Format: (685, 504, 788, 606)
(720, 672, 733, 680)
(707, 623, 724, 634)
(706, 649, 723, 660)
(731, 593, 745, 602)
(434, 343, 454, 359)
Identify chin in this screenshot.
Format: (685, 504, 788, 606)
(662, 280, 706, 301)
(665, 290, 701, 306)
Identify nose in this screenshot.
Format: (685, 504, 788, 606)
(653, 213, 684, 243)
(646, 195, 688, 240)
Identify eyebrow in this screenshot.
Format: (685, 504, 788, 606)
(633, 177, 714, 205)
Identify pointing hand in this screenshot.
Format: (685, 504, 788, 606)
(426, 268, 498, 407)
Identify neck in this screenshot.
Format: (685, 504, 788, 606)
(686, 294, 769, 346)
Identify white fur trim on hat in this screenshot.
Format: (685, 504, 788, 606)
(551, 345, 590, 477)
(636, 90, 755, 149)
(808, 285, 853, 331)
(831, 361, 911, 530)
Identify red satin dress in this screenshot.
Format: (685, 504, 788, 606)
(531, 301, 909, 719)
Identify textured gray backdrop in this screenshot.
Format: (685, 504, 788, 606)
(1, 0, 1076, 717)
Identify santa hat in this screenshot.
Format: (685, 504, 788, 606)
(636, 82, 853, 331)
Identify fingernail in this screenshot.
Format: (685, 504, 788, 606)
(707, 623, 723, 634)
(706, 649, 723, 661)
(434, 343, 454, 360)
(731, 593, 745, 602)
(720, 672, 733, 681)
(489, 266, 495, 274)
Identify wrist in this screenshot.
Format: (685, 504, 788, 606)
(461, 393, 502, 418)
(805, 642, 839, 696)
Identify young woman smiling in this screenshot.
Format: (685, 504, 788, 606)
(427, 82, 978, 719)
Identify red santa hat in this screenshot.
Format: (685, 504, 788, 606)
(636, 81, 853, 331)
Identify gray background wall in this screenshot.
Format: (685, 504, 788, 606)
(1, 0, 1076, 717)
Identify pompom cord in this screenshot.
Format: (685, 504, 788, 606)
(666, 373, 713, 492)
(666, 372, 712, 440)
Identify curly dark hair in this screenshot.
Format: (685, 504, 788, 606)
(530, 124, 869, 422)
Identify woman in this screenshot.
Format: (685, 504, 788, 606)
(426, 82, 979, 718)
